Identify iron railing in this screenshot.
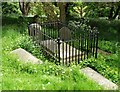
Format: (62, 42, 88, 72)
(28, 21, 99, 65)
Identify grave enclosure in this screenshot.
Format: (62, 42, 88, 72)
(28, 21, 99, 65)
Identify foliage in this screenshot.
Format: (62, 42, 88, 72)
(87, 18, 120, 31)
(2, 2, 21, 15)
(2, 27, 42, 60)
(68, 19, 90, 32)
(85, 18, 119, 42)
(99, 40, 118, 53)
(68, 2, 87, 18)
(43, 2, 59, 22)
(2, 2, 120, 23)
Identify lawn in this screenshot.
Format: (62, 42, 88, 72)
(1, 16, 119, 90)
(1, 20, 103, 90)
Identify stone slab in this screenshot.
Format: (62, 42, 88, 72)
(11, 48, 43, 64)
(40, 39, 83, 61)
(81, 67, 118, 90)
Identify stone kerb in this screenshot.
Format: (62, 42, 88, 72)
(11, 48, 43, 64)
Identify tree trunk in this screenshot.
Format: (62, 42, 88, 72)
(19, 0, 30, 16)
(108, 6, 114, 20)
(57, 2, 66, 23)
(108, 3, 120, 20)
(113, 5, 120, 19)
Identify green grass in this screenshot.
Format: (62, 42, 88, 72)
(2, 16, 119, 90)
(2, 53, 103, 90)
(1, 23, 103, 90)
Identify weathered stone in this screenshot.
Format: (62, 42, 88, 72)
(59, 27, 71, 41)
(81, 67, 118, 90)
(40, 39, 83, 62)
(29, 23, 41, 36)
(29, 23, 43, 44)
(11, 48, 43, 64)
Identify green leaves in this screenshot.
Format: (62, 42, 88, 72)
(2, 2, 21, 15)
(99, 40, 118, 53)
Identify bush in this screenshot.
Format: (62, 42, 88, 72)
(2, 27, 43, 60)
(87, 18, 120, 40)
(98, 40, 118, 53)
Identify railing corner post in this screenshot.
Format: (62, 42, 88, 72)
(57, 37, 61, 64)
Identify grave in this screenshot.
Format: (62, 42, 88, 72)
(11, 48, 43, 64)
(81, 67, 118, 90)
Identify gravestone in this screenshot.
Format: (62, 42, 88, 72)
(11, 48, 43, 64)
(29, 23, 41, 36)
(59, 27, 71, 41)
(29, 23, 42, 44)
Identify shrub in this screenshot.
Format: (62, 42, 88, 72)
(98, 40, 118, 53)
(87, 18, 120, 41)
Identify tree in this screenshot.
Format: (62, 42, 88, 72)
(108, 2, 120, 20)
(72, 2, 87, 18)
(42, 2, 59, 22)
(57, 2, 67, 23)
(19, 0, 30, 16)
(84, 2, 120, 20)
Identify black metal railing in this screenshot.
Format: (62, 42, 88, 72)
(28, 21, 99, 65)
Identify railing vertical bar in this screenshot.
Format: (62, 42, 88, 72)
(65, 41, 67, 65)
(81, 35, 83, 61)
(87, 31, 89, 59)
(95, 31, 99, 58)
(78, 37, 80, 64)
(32, 24, 35, 40)
(28, 25, 30, 36)
(69, 41, 71, 64)
(90, 31, 93, 56)
(57, 21, 60, 64)
(93, 32, 95, 57)
(72, 41, 74, 62)
(53, 23, 55, 58)
(62, 41, 64, 65)
(38, 24, 40, 45)
(57, 38, 61, 64)
(75, 40, 77, 64)
(84, 32, 86, 60)
(35, 24, 38, 42)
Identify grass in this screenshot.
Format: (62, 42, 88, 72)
(2, 53, 103, 90)
(2, 16, 119, 90)
(1, 21, 103, 90)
